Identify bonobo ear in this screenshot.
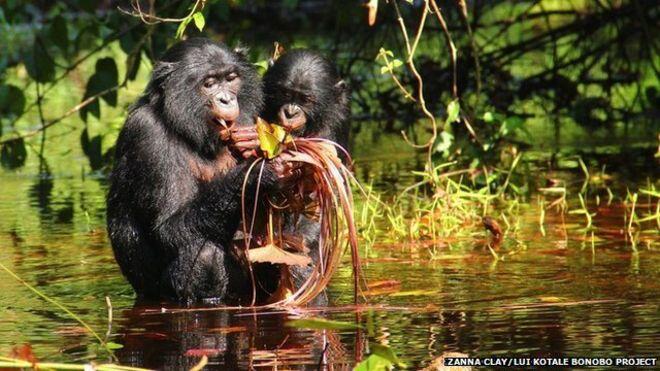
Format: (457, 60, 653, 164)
(334, 80, 348, 93)
(233, 45, 250, 61)
(334, 80, 348, 105)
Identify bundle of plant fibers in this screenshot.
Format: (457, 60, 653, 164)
(240, 119, 362, 306)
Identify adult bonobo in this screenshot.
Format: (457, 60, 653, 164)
(262, 49, 350, 149)
(107, 38, 290, 303)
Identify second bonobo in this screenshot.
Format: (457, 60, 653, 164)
(263, 49, 350, 149)
(257, 49, 351, 303)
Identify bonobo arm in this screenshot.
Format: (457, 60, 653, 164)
(117, 105, 281, 300)
(118, 106, 270, 248)
(156, 159, 275, 248)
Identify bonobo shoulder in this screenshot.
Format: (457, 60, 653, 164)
(120, 104, 163, 141)
(114, 104, 174, 161)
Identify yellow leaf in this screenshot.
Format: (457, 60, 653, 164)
(256, 118, 282, 159)
(539, 296, 565, 303)
(271, 123, 288, 143)
(248, 244, 311, 267)
(255, 118, 292, 159)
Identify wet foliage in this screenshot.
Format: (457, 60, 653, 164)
(0, 1, 658, 171)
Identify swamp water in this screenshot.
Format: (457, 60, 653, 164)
(0, 147, 658, 370)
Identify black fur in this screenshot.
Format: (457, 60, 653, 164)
(262, 50, 351, 304)
(107, 38, 278, 303)
(263, 49, 349, 148)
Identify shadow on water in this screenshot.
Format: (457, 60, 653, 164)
(0, 149, 658, 369)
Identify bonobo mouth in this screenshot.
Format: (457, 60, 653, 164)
(213, 117, 233, 129)
(210, 105, 240, 131)
(277, 104, 307, 133)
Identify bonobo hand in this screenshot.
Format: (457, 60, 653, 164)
(263, 153, 304, 192)
(223, 125, 260, 159)
(273, 153, 305, 190)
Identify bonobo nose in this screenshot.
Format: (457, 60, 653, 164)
(283, 104, 302, 119)
(278, 104, 306, 131)
(213, 91, 240, 122)
(217, 91, 235, 105)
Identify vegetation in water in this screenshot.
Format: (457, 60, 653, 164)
(240, 118, 363, 306)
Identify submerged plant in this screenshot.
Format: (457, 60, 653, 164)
(239, 119, 363, 306)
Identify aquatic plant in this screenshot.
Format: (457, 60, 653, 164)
(239, 119, 363, 306)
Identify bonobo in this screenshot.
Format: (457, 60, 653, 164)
(261, 50, 350, 301)
(107, 38, 292, 303)
(263, 49, 350, 148)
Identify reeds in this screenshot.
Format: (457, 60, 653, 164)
(240, 121, 363, 306)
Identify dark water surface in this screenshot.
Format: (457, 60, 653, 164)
(0, 156, 658, 369)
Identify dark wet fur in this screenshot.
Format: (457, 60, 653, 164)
(263, 50, 351, 305)
(263, 49, 350, 149)
(107, 38, 280, 303)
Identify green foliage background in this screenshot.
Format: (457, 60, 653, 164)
(0, 0, 658, 175)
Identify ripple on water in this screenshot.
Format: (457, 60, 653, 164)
(0, 174, 658, 368)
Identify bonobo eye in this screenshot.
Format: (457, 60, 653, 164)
(225, 72, 238, 82)
(203, 77, 218, 89)
(301, 94, 315, 104)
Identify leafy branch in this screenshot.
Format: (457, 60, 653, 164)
(118, 0, 208, 38)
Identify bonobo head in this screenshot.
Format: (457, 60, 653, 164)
(146, 38, 263, 157)
(263, 50, 348, 138)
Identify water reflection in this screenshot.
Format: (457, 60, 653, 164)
(0, 162, 658, 368)
(117, 305, 354, 369)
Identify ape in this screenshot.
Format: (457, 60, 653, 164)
(107, 38, 290, 303)
(263, 49, 350, 148)
(260, 50, 351, 302)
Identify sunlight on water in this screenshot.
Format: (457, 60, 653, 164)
(0, 161, 658, 368)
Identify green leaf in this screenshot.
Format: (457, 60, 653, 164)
(49, 15, 69, 53)
(254, 60, 269, 74)
(80, 58, 118, 121)
(81, 128, 104, 170)
(283, 0, 299, 9)
(391, 59, 403, 68)
(354, 344, 406, 370)
(369, 344, 406, 368)
(389, 289, 437, 297)
(0, 84, 25, 117)
(192, 12, 205, 32)
(256, 118, 292, 159)
(287, 317, 362, 331)
(119, 29, 140, 54)
(1, 138, 27, 169)
(95, 58, 118, 106)
(445, 100, 460, 125)
(380, 65, 389, 74)
(175, 18, 191, 39)
(434, 131, 454, 155)
(25, 39, 55, 82)
(499, 116, 526, 137)
(105, 341, 124, 350)
(354, 354, 392, 371)
(483, 111, 494, 123)
(378, 48, 394, 58)
(125, 49, 142, 81)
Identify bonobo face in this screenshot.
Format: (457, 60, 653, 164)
(148, 38, 263, 157)
(200, 68, 241, 127)
(263, 50, 344, 136)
